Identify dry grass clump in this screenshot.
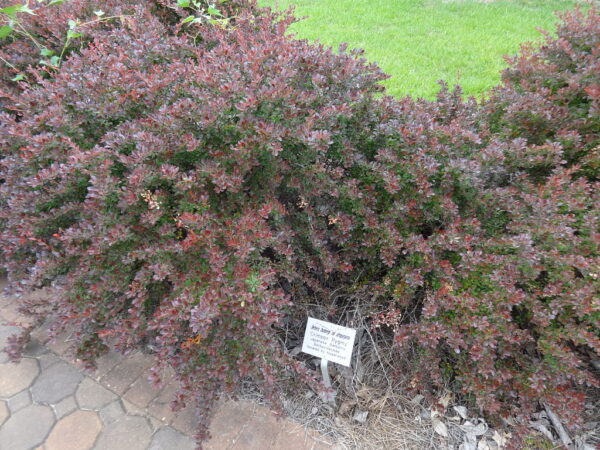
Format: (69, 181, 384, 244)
(234, 298, 459, 449)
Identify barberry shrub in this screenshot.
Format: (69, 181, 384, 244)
(0, 1, 598, 446)
(384, 7, 599, 438)
(0, 1, 394, 442)
(481, 7, 600, 182)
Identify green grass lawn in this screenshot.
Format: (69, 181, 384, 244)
(260, 0, 580, 99)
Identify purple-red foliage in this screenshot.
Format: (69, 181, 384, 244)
(0, 2, 598, 446)
(384, 8, 600, 439)
(1, 2, 390, 442)
(481, 7, 600, 181)
(0, 0, 255, 102)
(1, 0, 153, 99)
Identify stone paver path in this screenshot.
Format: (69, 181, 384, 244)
(0, 277, 334, 450)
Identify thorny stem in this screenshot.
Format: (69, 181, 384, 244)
(15, 22, 43, 50)
(58, 38, 70, 66)
(0, 55, 18, 72)
(77, 15, 125, 28)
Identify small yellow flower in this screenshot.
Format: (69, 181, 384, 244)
(141, 190, 161, 210)
(297, 196, 308, 209)
(181, 334, 202, 349)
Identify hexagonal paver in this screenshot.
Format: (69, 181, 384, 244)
(37, 352, 61, 370)
(53, 396, 78, 420)
(122, 398, 145, 416)
(46, 330, 73, 355)
(91, 350, 121, 380)
(31, 360, 83, 404)
(0, 404, 54, 449)
(204, 400, 255, 450)
(229, 408, 281, 450)
(95, 415, 153, 450)
(148, 426, 196, 450)
(100, 352, 153, 395)
(147, 383, 178, 423)
(99, 400, 126, 425)
(7, 389, 31, 412)
(170, 404, 197, 436)
(123, 369, 161, 408)
(76, 377, 117, 410)
(45, 410, 102, 450)
(0, 358, 39, 397)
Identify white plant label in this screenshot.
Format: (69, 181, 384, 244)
(301, 317, 356, 367)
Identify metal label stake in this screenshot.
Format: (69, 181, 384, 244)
(301, 317, 357, 404)
(321, 358, 331, 387)
(320, 358, 335, 403)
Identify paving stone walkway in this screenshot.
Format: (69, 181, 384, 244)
(0, 277, 334, 450)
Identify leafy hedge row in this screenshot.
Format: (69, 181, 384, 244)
(1, 1, 598, 446)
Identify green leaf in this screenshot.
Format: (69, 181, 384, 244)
(0, 5, 23, 18)
(206, 6, 222, 17)
(19, 4, 35, 14)
(1, 4, 36, 16)
(0, 25, 13, 39)
(41, 55, 60, 67)
(177, 0, 190, 7)
(181, 15, 195, 24)
(48, 0, 66, 5)
(40, 48, 55, 56)
(11, 73, 25, 81)
(68, 19, 77, 29)
(66, 30, 81, 39)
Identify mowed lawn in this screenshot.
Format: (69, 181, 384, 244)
(260, 0, 580, 99)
